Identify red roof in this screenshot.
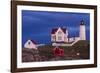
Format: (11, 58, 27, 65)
(51, 27, 66, 34)
(51, 28, 58, 34)
(31, 40, 37, 44)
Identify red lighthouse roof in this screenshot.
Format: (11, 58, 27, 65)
(51, 27, 66, 34)
(80, 20, 85, 25)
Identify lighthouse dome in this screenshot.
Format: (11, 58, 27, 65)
(80, 20, 85, 25)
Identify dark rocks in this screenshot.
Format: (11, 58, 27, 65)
(22, 40, 90, 62)
(22, 48, 43, 62)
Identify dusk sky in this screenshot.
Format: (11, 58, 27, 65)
(22, 10, 90, 46)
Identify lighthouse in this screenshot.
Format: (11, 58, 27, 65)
(79, 20, 86, 40)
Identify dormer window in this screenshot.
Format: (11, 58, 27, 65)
(28, 42, 30, 45)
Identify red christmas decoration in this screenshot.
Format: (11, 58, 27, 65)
(53, 47, 64, 57)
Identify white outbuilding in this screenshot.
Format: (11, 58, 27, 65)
(24, 40, 37, 49)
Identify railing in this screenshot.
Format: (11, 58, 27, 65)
(52, 39, 80, 46)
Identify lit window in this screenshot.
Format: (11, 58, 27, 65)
(58, 36, 62, 40)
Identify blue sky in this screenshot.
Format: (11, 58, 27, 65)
(22, 10, 90, 46)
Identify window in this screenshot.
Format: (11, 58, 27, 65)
(58, 31, 62, 35)
(52, 36, 55, 41)
(58, 36, 62, 40)
(28, 42, 30, 45)
(58, 31, 62, 41)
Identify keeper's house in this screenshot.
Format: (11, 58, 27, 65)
(51, 20, 86, 45)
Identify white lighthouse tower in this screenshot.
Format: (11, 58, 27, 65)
(79, 20, 86, 40)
